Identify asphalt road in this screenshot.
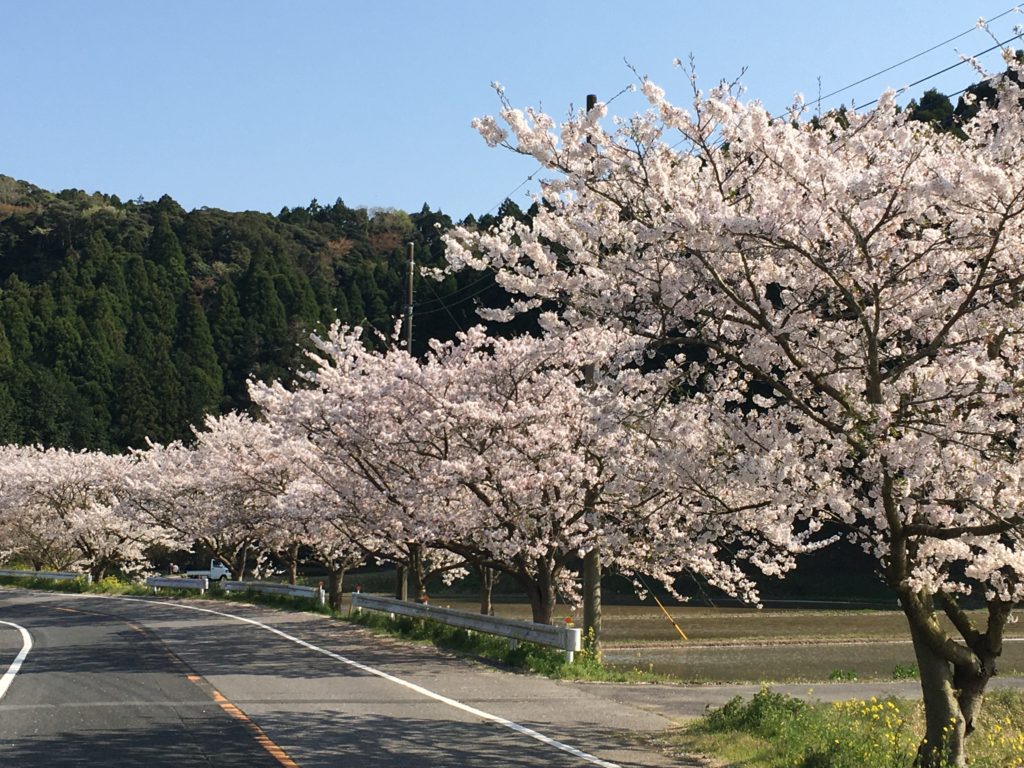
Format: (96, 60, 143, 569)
(5, 589, 1021, 767)
(0, 590, 684, 768)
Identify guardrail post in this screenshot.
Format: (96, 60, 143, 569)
(564, 627, 581, 664)
(200, 577, 208, 596)
(317, 582, 325, 606)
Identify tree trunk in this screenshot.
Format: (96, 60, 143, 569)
(235, 543, 249, 581)
(409, 543, 428, 603)
(582, 548, 602, 660)
(954, 663, 991, 742)
(519, 569, 556, 625)
(908, 619, 966, 767)
(327, 568, 344, 612)
(476, 564, 496, 615)
(394, 564, 408, 600)
(287, 542, 299, 585)
(89, 562, 108, 583)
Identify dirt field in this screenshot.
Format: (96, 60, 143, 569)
(424, 598, 1024, 682)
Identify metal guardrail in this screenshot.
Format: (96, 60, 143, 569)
(146, 575, 209, 594)
(0, 568, 91, 584)
(223, 580, 326, 605)
(351, 593, 582, 662)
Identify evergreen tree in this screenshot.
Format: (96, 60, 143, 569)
(208, 281, 248, 409)
(239, 249, 290, 383)
(174, 293, 223, 427)
(114, 359, 160, 448)
(907, 88, 957, 133)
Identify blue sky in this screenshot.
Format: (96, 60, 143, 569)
(3, 2, 1022, 220)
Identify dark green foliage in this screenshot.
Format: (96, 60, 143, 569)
(174, 293, 223, 427)
(0, 179, 507, 450)
(114, 359, 160, 449)
(703, 688, 809, 736)
(907, 88, 957, 133)
(955, 50, 1024, 123)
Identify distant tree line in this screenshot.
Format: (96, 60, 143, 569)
(0, 176, 531, 451)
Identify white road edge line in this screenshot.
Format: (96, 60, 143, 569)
(97, 595, 622, 768)
(0, 620, 32, 701)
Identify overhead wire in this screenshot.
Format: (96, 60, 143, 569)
(854, 30, 1024, 110)
(416, 272, 470, 332)
(413, 271, 495, 307)
(479, 6, 1024, 215)
(411, 276, 502, 318)
(483, 165, 545, 216)
(812, 4, 1022, 108)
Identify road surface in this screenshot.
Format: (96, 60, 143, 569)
(4, 588, 1021, 767)
(0, 589, 685, 767)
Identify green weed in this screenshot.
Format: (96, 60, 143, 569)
(828, 668, 859, 681)
(891, 663, 918, 680)
(346, 610, 669, 682)
(665, 688, 1024, 768)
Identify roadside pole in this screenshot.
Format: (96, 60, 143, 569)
(395, 241, 415, 602)
(580, 93, 602, 658)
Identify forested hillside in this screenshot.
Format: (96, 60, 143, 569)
(0, 176, 525, 450)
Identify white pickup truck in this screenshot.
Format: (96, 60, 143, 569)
(184, 559, 232, 582)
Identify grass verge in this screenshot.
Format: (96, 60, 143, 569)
(346, 609, 672, 682)
(657, 686, 1024, 768)
(0, 573, 150, 595)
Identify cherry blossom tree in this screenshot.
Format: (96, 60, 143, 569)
(446, 60, 1024, 766)
(190, 413, 298, 580)
(398, 326, 622, 625)
(254, 323, 792, 625)
(0, 445, 158, 580)
(269, 470, 375, 610)
(399, 325, 777, 625)
(128, 428, 273, 581)
(251, 327, 473, 606)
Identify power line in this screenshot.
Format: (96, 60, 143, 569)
(481, 7, 1024, 217)
(813, 4, 1022, 108)
(483, 164, 545, 216)
(413, 271, 495, 308)
(855, 31, 1024, 110)
(413, 281, 496, 317)
(417, 272, 470, 332)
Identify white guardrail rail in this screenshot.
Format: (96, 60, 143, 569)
(144, 577, 326, 604)
(146, 576, 209, 594)
(223, 580, 326, 605)
(0, 568, 91, 584)
(351, 593, 582, 662)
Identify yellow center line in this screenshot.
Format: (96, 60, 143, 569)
(49, 602, 298, 766)
(189, 677, 300, 768)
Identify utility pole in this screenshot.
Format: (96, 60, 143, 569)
(581, 93, 602, 659)
(405, 241, 414, 352)
(395, 241, 414, 601)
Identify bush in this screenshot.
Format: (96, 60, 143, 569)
(678, 689, 1024, 768)
(704, 687, 808, 736)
